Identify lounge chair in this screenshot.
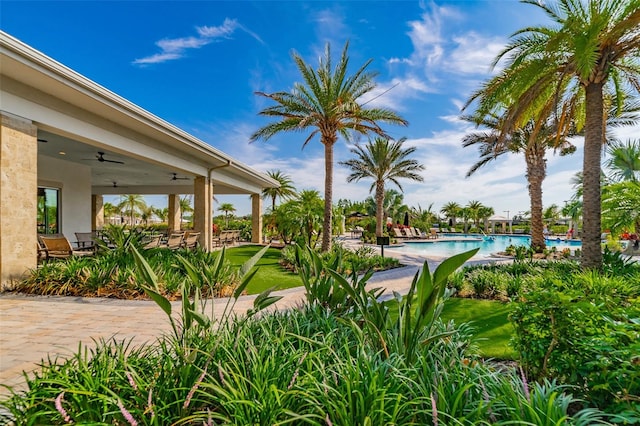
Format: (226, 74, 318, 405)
(160, 232, 184, 250)
(142, 234, 162, 249)
(39, 235, 94, 260)
(429, 228, 439, 239)
(182, 231, 200, 250)
(74, 232, 97, 253)
(393, 227, 407, 239)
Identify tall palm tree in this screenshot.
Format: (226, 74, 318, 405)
(462, 116, 575, 251)
(262, 170, 297, 211)
(466, 0, 640, 268)
(340, 137, 424, 237)
(117, 195, 147, 227)
(179, 196, 193, 228)
(218, 203, 236, 227)
(139, 205, 155, 226)
(440, 202, 462, 229)
(465, 200, 485, 231)
(154, 207, 169, 224)
(250, 42, 408, 251)
(606, 139, 640, 182)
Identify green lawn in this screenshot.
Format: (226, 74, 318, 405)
(442, 298, 516, 360)
(226, 245, 302, 294)
(227, 245, 516, 360)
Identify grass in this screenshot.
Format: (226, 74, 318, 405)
(441, 297, 516, 360)
(225, 245, 302, 294)
(226, 244, 516, 360)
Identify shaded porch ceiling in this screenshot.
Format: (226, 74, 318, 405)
(37, 129, 243, 195)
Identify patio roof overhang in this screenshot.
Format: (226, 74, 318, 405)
(0, 31, 278, 195)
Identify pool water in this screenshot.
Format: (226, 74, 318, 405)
(390, 234, 582, 258)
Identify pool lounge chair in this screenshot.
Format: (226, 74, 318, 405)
(393, 227, 408, 239)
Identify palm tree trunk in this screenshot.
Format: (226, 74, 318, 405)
(582, 82, 604, 269)
(526, 149, 546, 252)
(322, 141, 334, 252)
(375, 180, 384, 237)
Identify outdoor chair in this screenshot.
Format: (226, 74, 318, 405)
(142, 234, 162, 249)
(160, 232, 184, 250)
(39, 235, 94, 260)
(393, 228, 408, 239)
(74, 232, 97, 253)
(182, 231, 200, 250)
(428, 228, 439, 239)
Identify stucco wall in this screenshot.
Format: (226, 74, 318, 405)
(38, 155, 92, 241)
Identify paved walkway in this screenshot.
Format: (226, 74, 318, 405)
(0, 237, 503, 396)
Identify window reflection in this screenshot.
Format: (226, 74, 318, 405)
(37, 187, 59, 234)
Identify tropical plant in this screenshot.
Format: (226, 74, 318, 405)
(464, 0, 640, 269)
(262, 169, 297, 211)
(251, 41, 408, 252)
(218, 202, 236, 227)
(543, 204, 562, 228)
(441, 201, 462, 229)
(606, 139, 640, 183)
(340, 137, 424, 237)
(117, 194, 147, 227)
(153, 206, 169, 223)
(179, 195, 193, 228)
(462, 115, 575, 251)
(602, 180, 640, 234)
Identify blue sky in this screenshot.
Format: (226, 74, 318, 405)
(3, 1, 637, 219)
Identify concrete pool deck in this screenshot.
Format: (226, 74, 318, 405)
(0, 236, 514, 397)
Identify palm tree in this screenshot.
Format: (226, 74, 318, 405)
(262, 170, 297, 211)
(543, 204, 562, 230)
(117, 195, 147, 227)
(440, 202, 462, 230)
(340, 137, 424, 237)
(139, 205, 155, 226)
(218, 203, 236, 227)
(250, 42, 408, 251)
(179, 196, 193, 228)
(462, 116, 575, 251)
(466, 0, 640, 268)
(465, 200, 485, 231)
(478, 206, 495, 232)
(606, 139, 640, 182)
(103, 202, 119, 225)
(154, 207, 169, 224)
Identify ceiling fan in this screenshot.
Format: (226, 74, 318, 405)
(84, 152, 124, 164)
(171, 173, 189, 181)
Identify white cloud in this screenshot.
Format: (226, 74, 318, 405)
(446, 32, 506, 75)
(133, 18, 262, 65)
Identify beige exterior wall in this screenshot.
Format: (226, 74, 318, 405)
(251, 193, 263, 244)
(193, 176, 212, 250)
(0, 112, 37, 288)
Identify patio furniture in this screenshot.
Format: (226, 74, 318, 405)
(160, 232, 184, 250)
(74, 232, 97, 253)
(142, 234, 162, 249)
(181, 231, 200, 250)
(39, 235, 94, 260)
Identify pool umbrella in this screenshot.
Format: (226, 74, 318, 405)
(403, 212, 410, 227)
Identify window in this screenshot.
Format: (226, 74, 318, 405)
(37, 187, 60, 234)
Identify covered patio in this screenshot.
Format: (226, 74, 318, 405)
(0, 31, 278, 287)
(487, 214, 513, 234)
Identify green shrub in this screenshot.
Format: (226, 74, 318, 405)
(509, 266, 640, 416)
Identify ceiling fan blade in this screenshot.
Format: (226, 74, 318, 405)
(103, 159, 125, 164)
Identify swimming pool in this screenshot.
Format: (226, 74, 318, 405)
(389, 234, 582, 258)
